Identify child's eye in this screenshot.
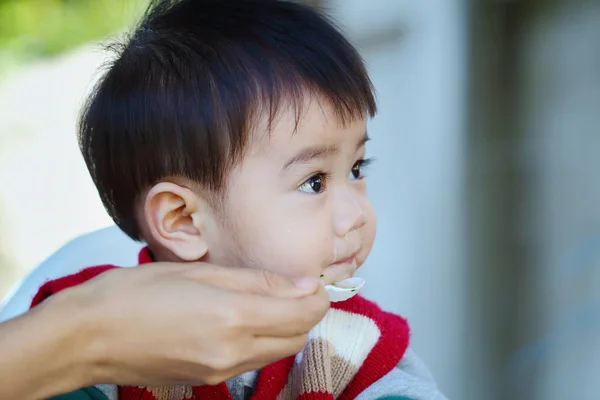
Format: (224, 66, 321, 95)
(298, 173, 327, 193)
(350, 158, 374, 180)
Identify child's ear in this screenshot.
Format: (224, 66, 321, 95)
(143, 182, 210, 261)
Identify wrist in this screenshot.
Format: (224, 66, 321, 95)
(50, 282, 113, 388)
(0, 286, 101, 399)
(31, 283, 111, 393)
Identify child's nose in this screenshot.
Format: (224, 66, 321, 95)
(332, 188, 367, 238)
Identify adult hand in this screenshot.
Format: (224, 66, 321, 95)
(0, 263, 329, 399)
(83, 263, 329, 385)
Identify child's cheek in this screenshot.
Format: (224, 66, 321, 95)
(357, 203, 377, 268)
(261, 222, 331, 279)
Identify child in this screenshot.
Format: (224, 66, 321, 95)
(33, 0, 447, 399)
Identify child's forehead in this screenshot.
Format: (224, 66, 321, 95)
(243, 112, 368, 174)
(250, 97, 358, 148)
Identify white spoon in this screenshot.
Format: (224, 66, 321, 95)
(324, 277, 365, 302)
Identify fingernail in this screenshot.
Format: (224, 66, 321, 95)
(293, 277, 319, 290)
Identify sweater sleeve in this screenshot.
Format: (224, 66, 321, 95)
(355, 348, 448, 400)
(30, 265, 118, 308)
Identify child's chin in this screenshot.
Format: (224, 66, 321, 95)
(323, 264, 357, 284)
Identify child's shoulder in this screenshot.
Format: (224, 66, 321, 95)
(30, 264, 120, 309)
(30, 247, 151, 309)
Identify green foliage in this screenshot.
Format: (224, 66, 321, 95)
(0, 0, 146, 71)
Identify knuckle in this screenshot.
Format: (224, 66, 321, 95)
(220, 304, 243, 330)
(271, 335, 308, 360)
(208, 347, 238, 373)
(203, 375, 222, 386)
(260, 269, 286, 294)
(202, 369, 228, 386)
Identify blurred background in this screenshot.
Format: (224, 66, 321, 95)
(1, 0, 599, 399)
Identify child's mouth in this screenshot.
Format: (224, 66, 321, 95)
(324, 254, 358, 284)
(331, 253, 357, 266)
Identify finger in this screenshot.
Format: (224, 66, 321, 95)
(197, 336, 305, 386)
(246, 334, 308, 365)
(180, 264, 321, 298)
(241, 287, 329, 337)
(178, 334, 309, 386)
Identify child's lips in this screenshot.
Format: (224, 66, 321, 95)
(324, 253, 358, 283)
(331, 254, 356, 265)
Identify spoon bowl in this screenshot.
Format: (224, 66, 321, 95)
(324, 277, 365, 302)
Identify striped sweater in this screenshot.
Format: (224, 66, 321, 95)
(33, 248, 447, 400)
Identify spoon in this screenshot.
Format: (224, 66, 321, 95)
(324, 277, 365, 302)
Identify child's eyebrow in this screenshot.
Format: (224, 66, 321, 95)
(357, 132, 370, 148)
(281, 131, 370, 172)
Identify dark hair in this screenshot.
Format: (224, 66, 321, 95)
(79, 0, 377, 240)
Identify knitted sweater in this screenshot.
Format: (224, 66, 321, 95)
(33, 248, 447, 400)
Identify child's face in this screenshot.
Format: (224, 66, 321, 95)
(204, 98, 376, 284)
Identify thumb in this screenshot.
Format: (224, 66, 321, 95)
(180, 263, 321, 298)
(290, 277, 322, 296)
(245, 269, 322, 298)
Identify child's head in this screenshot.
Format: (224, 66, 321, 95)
(79, 0, 377, 283)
